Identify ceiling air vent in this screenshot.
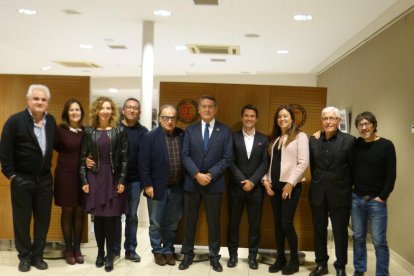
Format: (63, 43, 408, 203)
(187, 44, 240, 55)
(193, 0, 219, 5)
(54, 61, 100, 68)
(108, 45, 128, 49)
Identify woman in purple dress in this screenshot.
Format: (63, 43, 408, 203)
(79, 96, 128, 272)
(54, 99, 85, 265)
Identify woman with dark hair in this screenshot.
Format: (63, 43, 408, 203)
(54, 98, 85, 265)
(79, 96, 128, 272)
(262, 105, 309, 275)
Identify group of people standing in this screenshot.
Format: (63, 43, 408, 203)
(0, 84, 396, 276)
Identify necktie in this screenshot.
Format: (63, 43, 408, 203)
(204, 123, 210, 151)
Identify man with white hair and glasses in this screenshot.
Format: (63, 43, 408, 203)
(308, 107, 355, 276)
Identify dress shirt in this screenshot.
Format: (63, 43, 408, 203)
(201, 119, 215, 139)
(28, 108, 47, 156)
(242, 128, 255, 159)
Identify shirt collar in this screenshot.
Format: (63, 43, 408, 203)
(242, 128, 255, 138)
(202, 119, 215, 129)
(27, 108, 47, 123)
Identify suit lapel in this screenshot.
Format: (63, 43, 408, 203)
(205, 121, 221, 153)
(236, 131, 248, 160)
(157, 127, 169, 162)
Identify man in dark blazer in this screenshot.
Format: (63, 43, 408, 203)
(179, 95, 233, 272)
(0, 84, 56, 272)
(227, 104, 268, 270)
(309, 106, 355, 276)
(139, 105, 184, 266)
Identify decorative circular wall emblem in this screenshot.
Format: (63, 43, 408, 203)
(177, 99, 200, 124)
(289, 104, 307, 128)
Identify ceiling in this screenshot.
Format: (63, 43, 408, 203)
(1, 0, 412, 77)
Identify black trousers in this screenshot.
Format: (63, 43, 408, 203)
(311, 195, 350, 269)
(271, 182, 302, 260)
(181, 191, 222, 260)
(10, 175, 53, 261)
(227, 185, 263, 258)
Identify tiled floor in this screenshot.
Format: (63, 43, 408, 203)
(0, 225, 410, 275)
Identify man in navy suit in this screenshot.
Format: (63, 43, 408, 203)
(139, 104, 184, 266)
(227, 104, 268, 270)
(179, 95, 233, 272)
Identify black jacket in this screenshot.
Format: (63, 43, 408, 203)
(0, 109, 56, 181)
(79, 126, 129, 185)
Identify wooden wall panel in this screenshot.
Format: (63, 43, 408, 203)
(160, 82, 327, 251)
(0, 74, 90, 242)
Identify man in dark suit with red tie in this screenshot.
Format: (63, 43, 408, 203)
(179, 95, 233, 272)
(227, 105, 268, 270)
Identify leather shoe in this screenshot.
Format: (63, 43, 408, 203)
(178, 255, 193, 270)
(269, 257, 286, 273)
(154, 253, 166, 266)
(31, 258, 48, 270)
(227, 255, 238, 267)
(164, 254, 176, 265)
(125, 251, 141, 262)
(104, 259, 113, 272)
(248, 258, 258, 270)
(210, 259, 223, 272)
(95, 255, 105, 268)
(353, 272, 364, 276)
(65, 251, 76, 265)
(309, 264, 328, 276)
(336, 268, 346, 276)
(18, 259, 31, 272)
(74, 250, 84, 264)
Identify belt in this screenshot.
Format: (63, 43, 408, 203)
(362, 195, 371, 201)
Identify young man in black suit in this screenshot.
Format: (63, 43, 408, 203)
(227, 104, 268, 270)
(0, 84, 56, 272)
(309, 106, 355, 276)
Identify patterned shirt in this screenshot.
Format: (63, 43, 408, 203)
(165, 132, 182, 185)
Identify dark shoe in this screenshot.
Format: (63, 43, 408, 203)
(154, 253, 166, 266)
(282, 258, 299, 275)
(227, 255, 238, 267)
(248, 258, 258, 270)
(74, 250, 84, 264)
(309, 264, 328, 276)
(178, 255, 193, 270)
(31, 258, 48, 270)
(353, 272, 364, 276)
(210, 259, 223, 272)
(125, 251, 141, 262)
(269, 257, 287, 273)
(18, 259, 31, 272)
(164, 254, 176, 266)
(104, 259, 113, 272)
(95, 255, 105, 268)
(64, 251, 76, 265)
(336, 268, 346, 276)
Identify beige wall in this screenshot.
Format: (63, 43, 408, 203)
(318, 9, 414, 268)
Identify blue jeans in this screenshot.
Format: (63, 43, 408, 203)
(351, 193, 389, 276)
(147, 188, 183, 254)
(113, 180, 142, 254)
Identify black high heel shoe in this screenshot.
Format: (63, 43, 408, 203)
(105, 256, 114, 272)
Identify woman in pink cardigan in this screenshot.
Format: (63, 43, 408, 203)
(262, 105, 309, 275)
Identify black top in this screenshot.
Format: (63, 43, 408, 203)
(122, 122, 148, 182)
(353, 137, 396, 201)
(271, 143, 282, 190)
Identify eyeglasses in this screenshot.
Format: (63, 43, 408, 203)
(160, 116, 177, 122)
(124, 105, 139, 111)
(321, 117, 339, 123)
(357, 122, 372, 129)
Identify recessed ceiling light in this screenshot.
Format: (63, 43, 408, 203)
(244, 33, 260, 38)
(293, 14, 312, 21)
(108, 88, 119, 93)
(211, 58, 226, 62)
(153, 10, 172, 17)
(18, 8, 37, 15)
(276, 50, 289, 54)
(175, 45, 187, 51)
(80, 44, 93, 49)
(41, 66, 51, 71)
